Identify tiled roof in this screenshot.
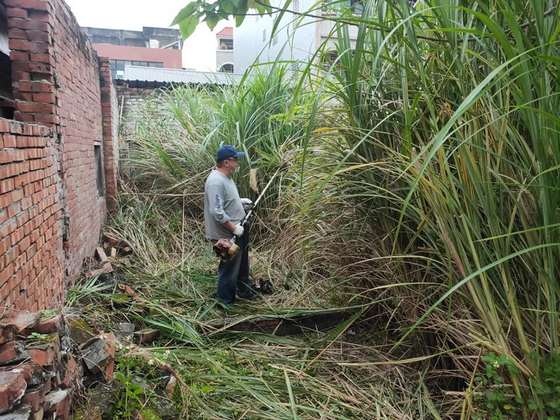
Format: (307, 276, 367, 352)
(216, 27, 233, 38)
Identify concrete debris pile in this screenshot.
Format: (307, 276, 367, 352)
(0, 310, 116, 420)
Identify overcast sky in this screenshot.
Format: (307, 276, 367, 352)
(64, 0, 231, 71)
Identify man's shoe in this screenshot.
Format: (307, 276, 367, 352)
(237, 290, 258, 300)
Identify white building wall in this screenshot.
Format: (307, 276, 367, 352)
(216, 49, 234, 71)
(234, 0, 319, 75)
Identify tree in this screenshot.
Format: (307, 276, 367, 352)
(172, 0, 274, 39)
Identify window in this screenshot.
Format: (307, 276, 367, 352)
(321, 50, 339, 68)
(110, 60, 163, 78)
(219, 63, 234, 73)
(0, 1, 14, 119)
(94, 145, 105, 197)
(130, 60, 162, 68)
(350, 0, 364, 15)
(218, 38, 233, 50)
(322, 0, 363, 15)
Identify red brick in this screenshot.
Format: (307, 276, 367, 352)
(32, 93, 55, 104)
(29, 41, 50, 54)
(8, 27, 27, 39)
(11, 188, 23, 202)
(16, 101, 53, 114)
(11, 61, 31, 74)
(7, 202, 21, 218)
(22, 383, 45, 412)
(33, 113, 56, 125)
(10, 227, 24, 245)
(19, 91, 33, 101)
(8, 122, 23, 135)
(0, 326, 14, 346)
(32, 82, 54, 92)
(12, 70, 31, 82)
(0, 238, 10, 256)
(9, 52, 30, 64)
(13, 112, 34, 124)
(0, 311, 40, 335)
(6, 8, 28, 18)
(0, 186, 11, 202)
(4, 0, 49, 11)
(0, 220, 16, 238)
(5, 361, 43, 385)
(0, 179, 14, 194)
(9, 39, 32, 51)
(29, 53, 50, 63)
(15, 81, 32, 93)
(26, 30, 49, 43)
(0, 370, 27, 414)
(44, 389, 70, 419)
(0, 341, 27, 365)
(27, 346, 55, 367)
(22, 19, 50, 31)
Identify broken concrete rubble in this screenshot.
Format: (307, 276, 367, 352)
(95, 247, 109, 264)
(0, 404, 31, 420)
(0, 342, 28, 366)
(165, 375, 177, 397)
(0, 371, 27, 414)
(0, 363, 44, 389)
(0, 312, 41, 337)
(34, 315, 64, 335)
(64, 312, 96, 346)
(86, 262, 114, 278)
(80, 333, 116, 382)
(0, 309, 116, 419)
(116, 322, 135, 342)
(134, 329, 160, 345)
(21, 383, 47, 414)
(44, 389, 71, 419)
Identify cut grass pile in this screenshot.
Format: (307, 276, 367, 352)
(69, 201, 431, 419)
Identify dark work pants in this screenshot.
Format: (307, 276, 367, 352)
(216, 229, 251, 304)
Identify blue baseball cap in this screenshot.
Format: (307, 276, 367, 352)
(216, 145, 246, 162)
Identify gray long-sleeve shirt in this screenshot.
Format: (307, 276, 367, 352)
(204, 169, 246, 240)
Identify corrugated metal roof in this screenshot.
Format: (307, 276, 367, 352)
(122, 65, 241, 86)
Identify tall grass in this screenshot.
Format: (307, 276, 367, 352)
(113, 1, 560, 415)
(289, 0, 560, 415)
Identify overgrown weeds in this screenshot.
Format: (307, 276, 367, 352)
(75, 0, 560, 416)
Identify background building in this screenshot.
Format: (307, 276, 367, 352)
(216, 26, 234, 73)
(234, 0, 358, 74)
(81, 26, 183, 78)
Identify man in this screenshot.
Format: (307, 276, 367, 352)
(204, 145, 256, 305)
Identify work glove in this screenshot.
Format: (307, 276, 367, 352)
(233, 224, 244, 237)
(240, 198, 253, 212)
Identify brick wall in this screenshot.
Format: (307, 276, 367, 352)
(0, 118, 64, 310)
(99, 58, 119, 210)
(0, 0, 119, 311)
(114, 82, 159, 145)
(49, 0, 106, 278)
